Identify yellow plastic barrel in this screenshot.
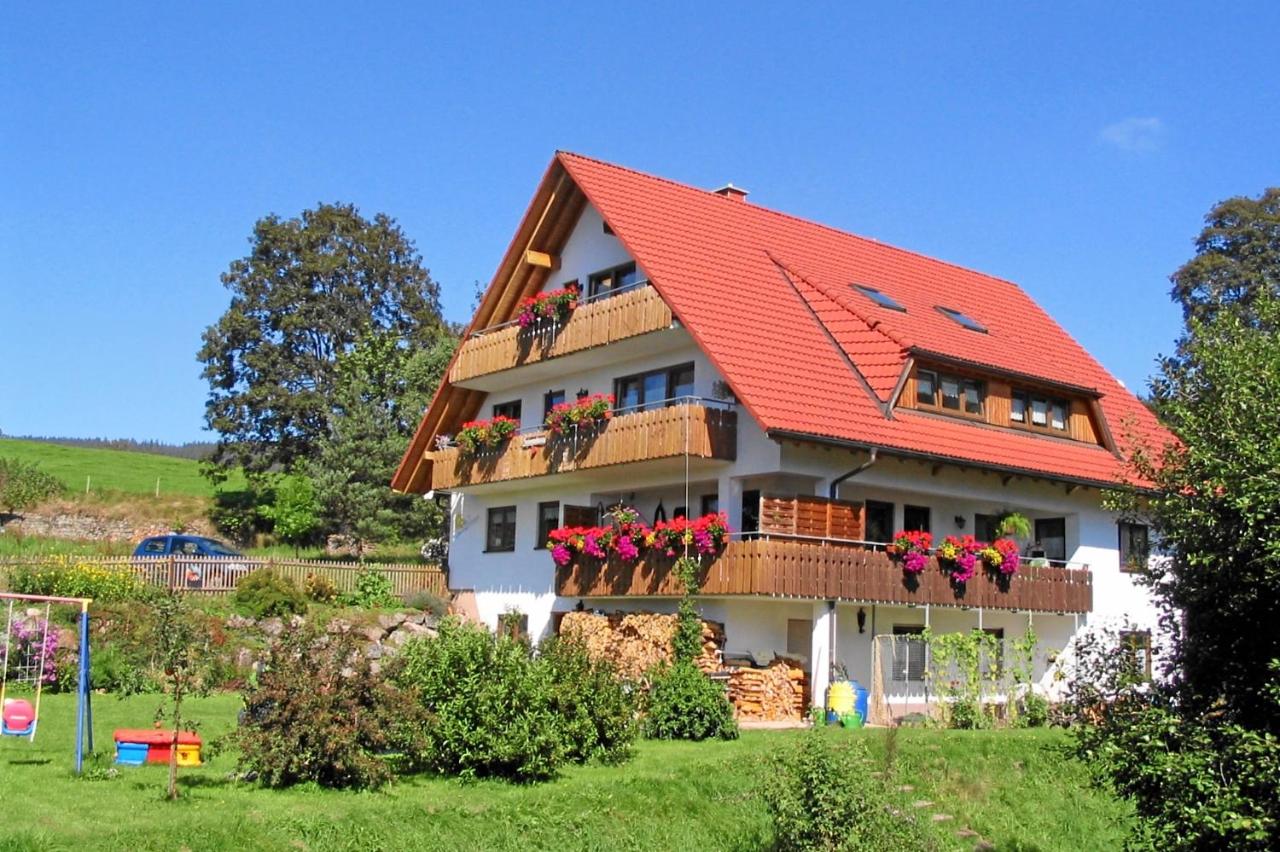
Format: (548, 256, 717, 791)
(827, 680, 855, 716)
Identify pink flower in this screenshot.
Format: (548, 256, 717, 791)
(616, 536, 639, 562)
(551, 544, 571, 567)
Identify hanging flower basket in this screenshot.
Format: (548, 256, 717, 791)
(517, 284, 579, 329)
(937, 534, 982, 583)
(454, 415, 519, 455)
(889, 530, 932, 574)
(980, 537, 1021, 576)
(547, 510, 729, 566)
(544, 393, 614, 436)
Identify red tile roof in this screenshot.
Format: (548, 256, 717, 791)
(556, 151, 1171, 487)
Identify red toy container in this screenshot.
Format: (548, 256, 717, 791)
(113, 729, 201, 765)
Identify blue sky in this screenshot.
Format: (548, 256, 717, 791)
(2, 3, 1277, 443)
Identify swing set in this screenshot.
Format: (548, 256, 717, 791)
(0, 592, 94, 773)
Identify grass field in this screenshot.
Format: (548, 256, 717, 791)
(0, 694, 1132, 851)
(0, 438, 244, 498)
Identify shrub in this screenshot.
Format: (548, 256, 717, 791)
(236, 621, 428, 789)
(643, 661, 738, 741)
(539, 635, 637, 764)
(344, 566, 398, 608)
(89, 644, 159, 694)
(404, 589, 449, 617)
(10, 556, 143, 602)
(232, 569, 307, 618)
(0, 457, 62, 514)
(762, 731, 934, 851)
(303, 572, 338, 603)
(394, 619, 568, 782)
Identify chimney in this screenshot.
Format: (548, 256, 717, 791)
(712, 182, 749, 202)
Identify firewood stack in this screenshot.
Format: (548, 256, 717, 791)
(559, 611, 724, 680)
(727, 658, 808, 721)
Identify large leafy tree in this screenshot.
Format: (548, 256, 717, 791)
(1169, 187, 1280, 327)
(308, 330, 456, 549)
(199, 203, 445, 475)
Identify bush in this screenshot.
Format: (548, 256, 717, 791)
(236, 621, 427, 789)
(232, 569, 307, 618)
(1018, 692, 1050, 728)
(394, 619, 568, 781)
(303, 572, 338, 603)
(89, 643, 159, 694)
(539, 636, 637, 764)
(10, 556, 143, 602)
(0, 457, 62, 514)
(344, 566, 398, 608)
(643, 661, 738, 741)
(762, 731, 934, 851)
(405, 589, 449, 617)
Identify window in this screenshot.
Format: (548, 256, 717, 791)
(936, 306, 988, 333)
(892, 626, 927, 682)
(1033, 517, 1067, 562)
(1119, 522, 1150, 573)
(1011, 392, 1027, 423)
(1051, 401, 1068, 431)
(1030, 396, 1048, 426)
(903, 505, 931, 533)
(741, 489, 761, 536)
(700, 494, 719, 516)
(786, 619, 812, 661)
(543, 390, 565, 420)
(587, 261, 639, 299)
(852, 284, 906, 312)
(1120, 630, 1152, 680)
(975, 514, 1001, 542)
(535, 501, 560, 550)
(915, 368, 984, 418)
(614, 363, 695, 412)
(142, 538, 167, 555)
(865, 500, 894, 544)
(485, 506, 517, 552)
(492, 400, 522, 421)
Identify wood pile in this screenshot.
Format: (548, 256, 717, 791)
(559, 611, 724, 680)
(728, 658, 808, 721)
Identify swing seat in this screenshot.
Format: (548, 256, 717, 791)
(2, 699, 35, 736)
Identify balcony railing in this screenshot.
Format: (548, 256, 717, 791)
(555, 536, 1093, 614)
(430, 399, 737, 490)
(450, 282, 674, 384)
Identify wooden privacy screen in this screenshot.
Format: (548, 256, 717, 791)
(759, 495, 864, 541)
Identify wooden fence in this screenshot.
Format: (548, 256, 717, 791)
(0, 556, 448, 599)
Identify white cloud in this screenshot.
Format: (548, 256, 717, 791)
(1098, 116, 1164, 152)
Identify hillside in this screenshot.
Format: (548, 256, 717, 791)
(0, 437, 244, 497)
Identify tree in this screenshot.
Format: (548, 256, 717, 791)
(308, 330, 456, 550)
(151, 591, 214, 800)
(198, 203, 446, 475)
(0, 457, 61, 514)
(1170, 187, 1280, 327)
(257, 472, 322, 552)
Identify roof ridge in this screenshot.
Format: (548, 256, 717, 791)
(556, 150, 1026, 293)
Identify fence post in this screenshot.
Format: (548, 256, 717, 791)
(167, 555, 175, 592)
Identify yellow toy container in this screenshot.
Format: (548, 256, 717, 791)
(175, 744, 202, 767)
(826, 681, 855, 716)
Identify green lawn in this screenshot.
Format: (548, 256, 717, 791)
(0, 438, 243, 498)
(0, 694, 1131, 851)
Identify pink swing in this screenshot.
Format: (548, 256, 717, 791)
(2, 699, 35, 737)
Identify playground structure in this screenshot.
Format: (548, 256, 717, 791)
(0, 592, 94, 773)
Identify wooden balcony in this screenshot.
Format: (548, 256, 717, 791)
(430, 402, 737, 490)
(449, 284, 674, 385)
(556, 537, 1093, 614)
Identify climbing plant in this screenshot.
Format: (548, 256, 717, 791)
(924, 628, 1000, 729)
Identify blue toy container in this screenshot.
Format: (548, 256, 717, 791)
(850, 680, 870, 725)
(115, 742, 148, 766)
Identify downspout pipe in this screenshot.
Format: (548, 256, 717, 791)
(829, 448, 879, 499)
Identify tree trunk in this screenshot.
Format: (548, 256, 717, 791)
(167, 687, 181, 800)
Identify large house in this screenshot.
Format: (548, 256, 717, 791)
(393, 152, 1169, 716)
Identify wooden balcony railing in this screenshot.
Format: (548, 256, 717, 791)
(556, 537, 1093, 614)
(430, 401, 737, 490)
(450, 284, 674, 384)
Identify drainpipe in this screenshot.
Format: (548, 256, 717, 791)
(828, 448, 879, 499)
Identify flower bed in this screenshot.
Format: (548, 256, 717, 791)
(454, 415, 519, 454)
(517, 284, 579, 328)
(544, 393, 613, 436)
(547, 509, 729, 567)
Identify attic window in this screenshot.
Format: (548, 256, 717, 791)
(852, 285, 906, 312)
(936, 306, 987, 333)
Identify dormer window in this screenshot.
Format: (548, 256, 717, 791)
(936, 306, 987, 333)
(1012, 390, 1069, 432)
(916, 369, 984, 418)
(852, 284, 906, 312)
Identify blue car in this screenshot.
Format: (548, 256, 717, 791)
(132, 535, 249, 588)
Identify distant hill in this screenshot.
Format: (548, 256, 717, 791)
(0, 437, 244, 497)
(5, 435, 217, 461)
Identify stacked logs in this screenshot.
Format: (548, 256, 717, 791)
(559, 611, 724, 680)
(728, 658, 808, 721)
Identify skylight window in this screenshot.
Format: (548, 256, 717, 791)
(852, 284, 906, 312)
(936, 306, 988, 333)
